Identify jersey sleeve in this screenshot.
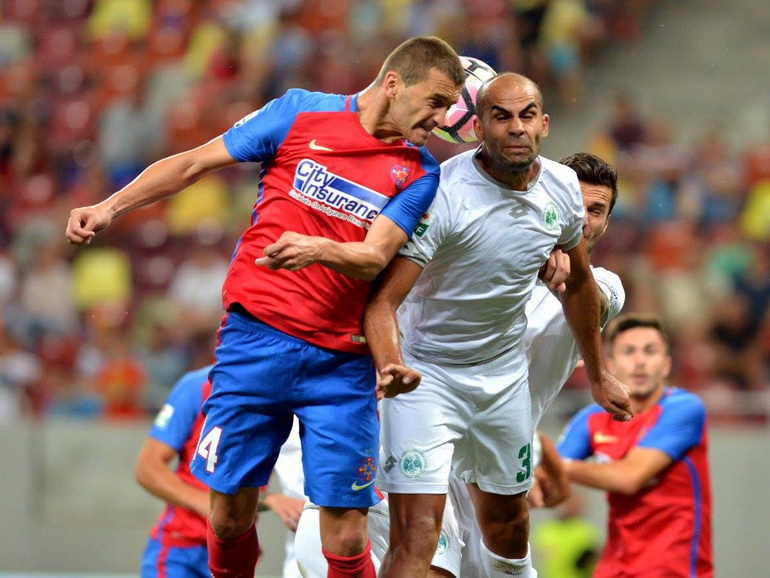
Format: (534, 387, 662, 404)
(592, 267, 626, 326)
(380, 150, 440, 238)
(637, 393, 706, 460)
(148, 370, 207, 451)
(397, 182, 451, 268)
(557, 173, 585, 251)
(557, 405, 600, 460)
(222, 89, 311, 163)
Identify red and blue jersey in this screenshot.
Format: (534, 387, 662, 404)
(221, 89, 440, 354)
(147, 366, 212, 546)
(558, 387, 713, 577)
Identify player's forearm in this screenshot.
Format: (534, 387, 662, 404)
(562, 273, 605, 383)
(539, 434, 571, 504)
(136, 464, 209, 516)
(565, 459, 645, 495)
(316, 240, 394, 280)
(101, 154, 207, 219)
(364, 296, 404, 370)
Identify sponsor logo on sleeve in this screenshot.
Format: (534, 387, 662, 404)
(413, 212, 433, 237)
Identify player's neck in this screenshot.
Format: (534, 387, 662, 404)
(631, 384, 666, 414)
(477, 151, 540, 190)
(355, 84, 404, 144)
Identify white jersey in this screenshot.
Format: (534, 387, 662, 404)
(398, 149, 584, 365)
(525, 266, 625, 425)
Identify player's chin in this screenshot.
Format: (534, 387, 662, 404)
(407, 127, 431, 146)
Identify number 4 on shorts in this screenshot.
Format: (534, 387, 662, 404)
(197, 426, 223, 473)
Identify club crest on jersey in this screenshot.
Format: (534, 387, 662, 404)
(356, 456, 377, 483)
(542, 201, 560, 231)
(291, 159, 389, 228)
(390, 165, 411, 189)
(413, 211, 433, 237)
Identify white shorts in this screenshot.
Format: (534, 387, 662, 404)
(294, 498, 389, 578)
(378, 347, 535, 495)
(430, 476, 481, 577)
(294, 488, 477, 578)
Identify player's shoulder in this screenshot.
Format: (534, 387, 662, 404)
(435, 149, 481, 200)
(661, 386, 707, 413)
(540, 156, 579, 186)
(279, 88, 347, 113)
(170, 365, 213, 398)
(438, 149, 476, 180)
(537, 156, 582, 208)
(590, 266, 621, 285)
(591, 266, 625, 317)
(570, 402, 607, 425)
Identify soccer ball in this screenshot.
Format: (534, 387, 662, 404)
(432, 56, 497, 144)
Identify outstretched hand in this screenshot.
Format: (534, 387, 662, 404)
(375, 364, 421, 400)
(263, 493, 305, 532)
(592, 370, 633, 422)
(66, 206, 113, 246)
(255, 231, 324, 272)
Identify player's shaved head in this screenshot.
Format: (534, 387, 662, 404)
(376, 36, 464, 88)
(476, 73, 545, 119)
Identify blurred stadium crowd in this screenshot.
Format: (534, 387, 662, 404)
(0, 0, 767, 422)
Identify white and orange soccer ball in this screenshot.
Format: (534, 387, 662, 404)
(432, 56, 497, 144)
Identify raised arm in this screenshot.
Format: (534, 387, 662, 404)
(562, 238, 632, 421)
(66, 136, 238, 246)
(135, 438, 209, 517)
(363, 256, 424, 398)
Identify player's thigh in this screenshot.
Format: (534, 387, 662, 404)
(293, 348, 380, 508)
(190, 313, 299, 493)
(454, 375, 535, 495)
(140, 538, 208, 578)
(378, 374, 470, 494)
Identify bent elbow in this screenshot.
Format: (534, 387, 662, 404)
(362, 256, 391, 281)
(134, 462, 151, 490)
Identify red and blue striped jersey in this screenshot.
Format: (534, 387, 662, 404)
(148, 366, 212, 546)
(221, 89, 440, 354)
(558, 387, 713, 577)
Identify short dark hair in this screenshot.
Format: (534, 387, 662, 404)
(605, 313, 670, 352)
(559, 152, 619, 215)
(376, 36, 464, 88)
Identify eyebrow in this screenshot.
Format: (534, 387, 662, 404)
(430, 92, 457, 107)
(489, 102, 539, 116)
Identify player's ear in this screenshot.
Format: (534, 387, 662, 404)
(662, 354, 672, 380)
(383, 70, 401, 100)
(541, 113, 550, 137)
(473, 115, 484, 141)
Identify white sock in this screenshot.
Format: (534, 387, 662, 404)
(479, 540, 538, 578)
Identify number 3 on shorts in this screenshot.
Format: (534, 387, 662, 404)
(516, 442, 531, 483)
(197, 426, 223, 473)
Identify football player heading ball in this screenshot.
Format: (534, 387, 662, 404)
(433, 56, 497, 144)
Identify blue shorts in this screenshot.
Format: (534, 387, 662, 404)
(190, 309, 380, 508)
(140, 537, 208, 578)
